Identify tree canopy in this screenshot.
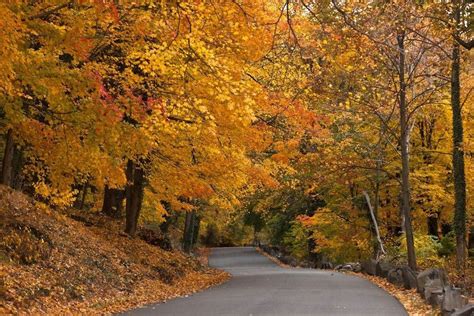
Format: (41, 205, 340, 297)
(1, 0, 473, 280)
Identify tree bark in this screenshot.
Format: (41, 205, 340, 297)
(183, 210, 196, 253)
(192, 214, 201, 247)
(103, 187, 124, 217)
(397, 31, 417, 271)
(1, 129, 15, 187)
(124, 160, 145, 236)
(79, 183, 87, 209)
(11, 144, 23, 189)
(427, 214, 439, 238)
(102, 185, 114, 215)
(363, 191, 386, 258)
(451, 36, 467, 269)
(74, 183, 87, 209)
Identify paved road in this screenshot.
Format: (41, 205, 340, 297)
(124, 247, 407, 316)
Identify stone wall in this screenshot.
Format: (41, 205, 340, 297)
(259, 245, 473, 315)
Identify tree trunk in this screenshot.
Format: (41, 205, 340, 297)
(74, 183, 87, 209)
(104, 188, 124, 217)
(125, 160, 145, 236)
(192, 214, 200, 247)
(183, 210, 196, 253)
(427, 214, 439, 238)
(363, 191, 386, 258)
(102, 186, 114, 215)
(79, 183, 87, 209)
(397, 31, 417, 271)
(11, 144, 23, 189)
(450, 37, 466, 269)
(1, 129, 15, 187)
(468, 226, 473, 257)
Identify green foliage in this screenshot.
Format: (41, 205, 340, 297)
(437, 232, 456, 257)
(282, 221, 308, 260)
(219, 220, 252, 246)
(243, 210, 265, 233)
(398, 233, 443, 267)
(266, 213, 292, 246)
(201, 223, 219, 246)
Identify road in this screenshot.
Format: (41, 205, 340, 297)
(124, 247, 407, 316)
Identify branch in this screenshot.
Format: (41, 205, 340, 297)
(230, 0, 253, 20)
(167, 115, 195, 124)
(286, 0, 300, 48)
(453, 34, 474, 50)
(330, 0, 395, 51)
(344, 164, 401, 185)
(461, 87, 473, 110)
(270, 1, 287, 50)
(28, 1, 73, 20)
(363, 190, 386, 257)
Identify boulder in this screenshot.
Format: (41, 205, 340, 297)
(400, 266, 417, 290)
(387, 268, 404, 287)
(341, 264, 353, 271)
(451, 304, 474, 316)
(320, 261, 333, 269)
(361, 259, 377, 275)
(280, 256, 297, 266)
(385, 266, 416, 289)
(299, 261, 311, 268)
(417, 268, 447, 293)
(442, 286, 465, 314)
(352, 262, 362, 273)
(376, 261, 394, 278)
(335, 262, 361, 272)
(424, 280, 444, 302)
(426, 288, 444, 307)
(288, 258, 298, 267)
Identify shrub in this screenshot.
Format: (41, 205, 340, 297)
(283, 221, 308, 260)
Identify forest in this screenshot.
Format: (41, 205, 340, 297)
(0, 0, 473, 314)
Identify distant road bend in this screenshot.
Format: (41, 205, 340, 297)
(124, 247, 407, 316)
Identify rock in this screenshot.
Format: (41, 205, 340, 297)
(426, 288, 444, 307)
(376, 261, 393, 278)
(280, 256, 292, 265)
(319, 261, 333, 269)
(442, 286, 464, 313)
(336, 262, 362, 272)
(278, 256, 298, 267)
(424, 281, 444, 301)
(352, 262, 362, 273)
(288, 258, 298, 267)
(417, 268, 447, 293)
(361, 259, 377, 275)
(387, 268, 404, 287)
(336, 263, 352, 271)
(451, 304, 474, 316)
(299, 261, 312, 268)
(341, 264, 353, 271)
(301, 259, 316, 269)
(400, 266, 417, 290)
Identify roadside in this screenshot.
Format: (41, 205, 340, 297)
(0, 186, 230, 315)
(348, 272, 438, 315)
(258, 246, 440, 316)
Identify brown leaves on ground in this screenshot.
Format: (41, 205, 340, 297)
(0, 186, 230, 315)
(444, 258, 474, 300)
(349, 272, 440, 316)
(195, 247, 212, 266)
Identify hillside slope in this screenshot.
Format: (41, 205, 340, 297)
(0, 186, 229, 315)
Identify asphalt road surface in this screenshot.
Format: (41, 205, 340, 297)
(124, 247, 407, 316)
